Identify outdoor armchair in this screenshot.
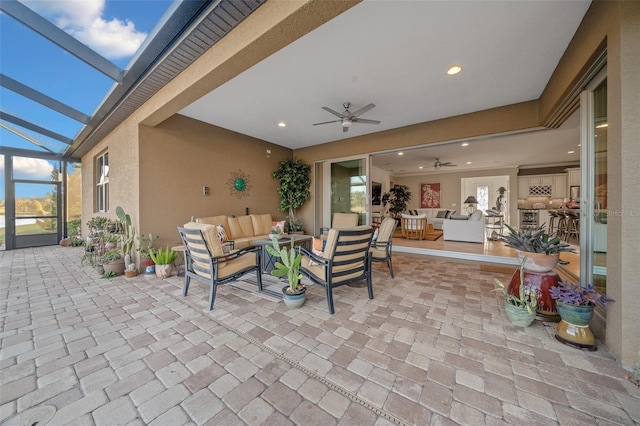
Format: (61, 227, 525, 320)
(178, 225, 262, 310)
(370, 217, 398, 278)
(319, 212, 359, 237)
(300, 226, 374, 314)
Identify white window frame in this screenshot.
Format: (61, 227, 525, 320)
(96, 152, 109, 213)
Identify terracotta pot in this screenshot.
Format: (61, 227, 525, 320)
(103, 258, 125, 275)
(125, 270, 138, 278)
(141, 256, 155, 267)
(515, 250, 559, 273)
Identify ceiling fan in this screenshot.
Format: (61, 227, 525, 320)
(432, 158, 458, 169)
(313, 102, 380, 132)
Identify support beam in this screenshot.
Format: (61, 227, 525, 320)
(0, 0, 123, 83)
(0, 122, 55, 153)
(0, 111, 73, 145)
(1, 74, 91, 124)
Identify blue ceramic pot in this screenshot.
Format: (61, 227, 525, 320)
(282, 285, 306, 309)
(555, 301, 593, 326)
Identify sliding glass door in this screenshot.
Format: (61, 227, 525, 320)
(317, 157, 368, 231)
(581, 68, 607, 297)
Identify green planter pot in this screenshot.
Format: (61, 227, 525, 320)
(555, 301, 596, 349)
(282, 285, 306, 309)
(504, 301, 536, 327)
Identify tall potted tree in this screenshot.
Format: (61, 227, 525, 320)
(382, 185, 412, 219)
(272, 158, 311, 233)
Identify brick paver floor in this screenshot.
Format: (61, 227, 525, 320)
(1, 246, 638, 425)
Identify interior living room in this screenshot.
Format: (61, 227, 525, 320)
(1, 1, 638, 422)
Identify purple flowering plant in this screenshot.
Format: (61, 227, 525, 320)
(549, 280, 614, 308)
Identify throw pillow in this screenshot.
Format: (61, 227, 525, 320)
(436, 210, 447, 218)
(469, 210, 484, 221)
(216, 225, 227, 242)
(446, 210, 455, 218)
(272, 220, 286, 233)
(450, 215, 469, 220)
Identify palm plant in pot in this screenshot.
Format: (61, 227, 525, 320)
(550, 280, 613, 350)
(266, 237, 305, 308)
(494, 256, 537, 327)
(149, 246, 178, 278)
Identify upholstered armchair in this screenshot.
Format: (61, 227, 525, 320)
(401, 214, 428, 240)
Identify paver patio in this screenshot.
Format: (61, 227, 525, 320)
(1, 246, 638, 425)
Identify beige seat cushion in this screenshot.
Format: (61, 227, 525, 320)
(183, 222, 226, 265)
(227, 216, 254, 239)
(197, 215, 229, 231)
(332, 213, 359, 229)
(250, 214, 273, 236)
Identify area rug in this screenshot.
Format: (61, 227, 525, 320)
(425, 230, 443, 241)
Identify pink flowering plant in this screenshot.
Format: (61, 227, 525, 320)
(549, 281, 614, 308)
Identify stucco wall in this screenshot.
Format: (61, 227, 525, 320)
(137, 115, 292, 248)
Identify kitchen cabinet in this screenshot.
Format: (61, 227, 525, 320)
(552, 175, 567, 198)
(528, 176, 553, 186)
(538, 210, 550, 230)
(518, 177, 529, 198)
(567, 168, 580, 187)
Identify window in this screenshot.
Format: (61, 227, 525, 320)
(476, 185, 489, 211)
(96, 152, 109, 212)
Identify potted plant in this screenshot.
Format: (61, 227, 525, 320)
(494, 256, 537, 327)
(116, 206, 136, 260)
(104, 234, 118, 250)
(549, 280, 613, 349)
(102, 249, 125, 275)
(381, 185, 412, 219)
(272, 158, 311, 234)
(137, 232, 159, 273)
(269, 225, 285, 240)
(265, 237, 305, 308)
(124, 254, 138, 277)
(500, 223, 575, 273)
(150, 245, 178, 278)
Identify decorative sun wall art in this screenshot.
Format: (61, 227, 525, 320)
(227, 170, 252, 198)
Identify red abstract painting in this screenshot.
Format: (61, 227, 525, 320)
(421, 183, 441, 208)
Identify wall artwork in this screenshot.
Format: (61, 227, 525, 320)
(372, 182, 382, 205)
(421, 183, 441, 208)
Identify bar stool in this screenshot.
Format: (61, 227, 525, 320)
(548, 211, 559, 236)
(556, 210, 568, 240)
(564, 211, 580, 243)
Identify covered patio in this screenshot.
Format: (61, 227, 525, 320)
(1, 246, 637, 425)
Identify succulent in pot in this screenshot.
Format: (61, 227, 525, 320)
(150, 246, 178, 278)
(500, 224, 575, 273)
(101, 249, 125, 275)
(494, 255, 537, 327)
(266, 236, 306, 308)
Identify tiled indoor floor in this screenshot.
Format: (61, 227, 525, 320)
(1, 246, 638, 425)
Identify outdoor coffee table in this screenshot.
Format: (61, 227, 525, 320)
(251, 234, 313, 274)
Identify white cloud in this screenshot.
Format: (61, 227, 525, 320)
(21, 0, 147, 59)
(9, 157, 55, 179)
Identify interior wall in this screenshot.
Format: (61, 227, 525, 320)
(393, 167, 518, 224)
(370, 166, 391, 215)
(138, 115, 292, 248)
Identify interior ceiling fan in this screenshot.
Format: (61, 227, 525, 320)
(313, 102, 381, 132)
(431, 158, 458, 169)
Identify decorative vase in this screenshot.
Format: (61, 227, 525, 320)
(141, 256, 155, 268)
(504, 301, 536, 327)
(103, 258, 125, 275)
(96, 264, 105, 275)
(282, 285, 306, 309)
(515, 250, 559, 273)
(155, 264, 174, 279)
(269, 233, 284, 240)
(508, 259, 561, 320)
(144, 265, 155, 275)
(555, 301, 596, 350)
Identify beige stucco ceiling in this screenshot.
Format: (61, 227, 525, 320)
(179, 0, 590, 172)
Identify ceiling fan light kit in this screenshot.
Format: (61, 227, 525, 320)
(313, 102, 380, 132)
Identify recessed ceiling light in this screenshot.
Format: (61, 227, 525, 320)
(461, 142, 469, 147)
(419, 166, 423, 169)
(568, 150, 575, 154)
(447, 65, 462, 75)
(466, 161, 472, 165)
(278, 122, 286, 127)
(398, 152, 404, 156)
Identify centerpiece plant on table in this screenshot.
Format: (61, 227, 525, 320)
(500, 223, 575, 273)
(266, 236, 306, 308)
(493, 256, 537, 327)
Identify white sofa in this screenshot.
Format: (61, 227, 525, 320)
(442, 210, 485, 243)
(409, 208, 456, 230)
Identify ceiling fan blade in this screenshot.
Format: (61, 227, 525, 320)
(321, 106, 344, 118)
(352, 118, 380, 125)
(313, 119, 341, 126)
(442, 163, 458, 167)
(350, 103, 375, 118)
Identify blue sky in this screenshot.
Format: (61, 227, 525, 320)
(1, 0, 172, 198)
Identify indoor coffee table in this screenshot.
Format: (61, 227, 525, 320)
(251, 234, 313, 274)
